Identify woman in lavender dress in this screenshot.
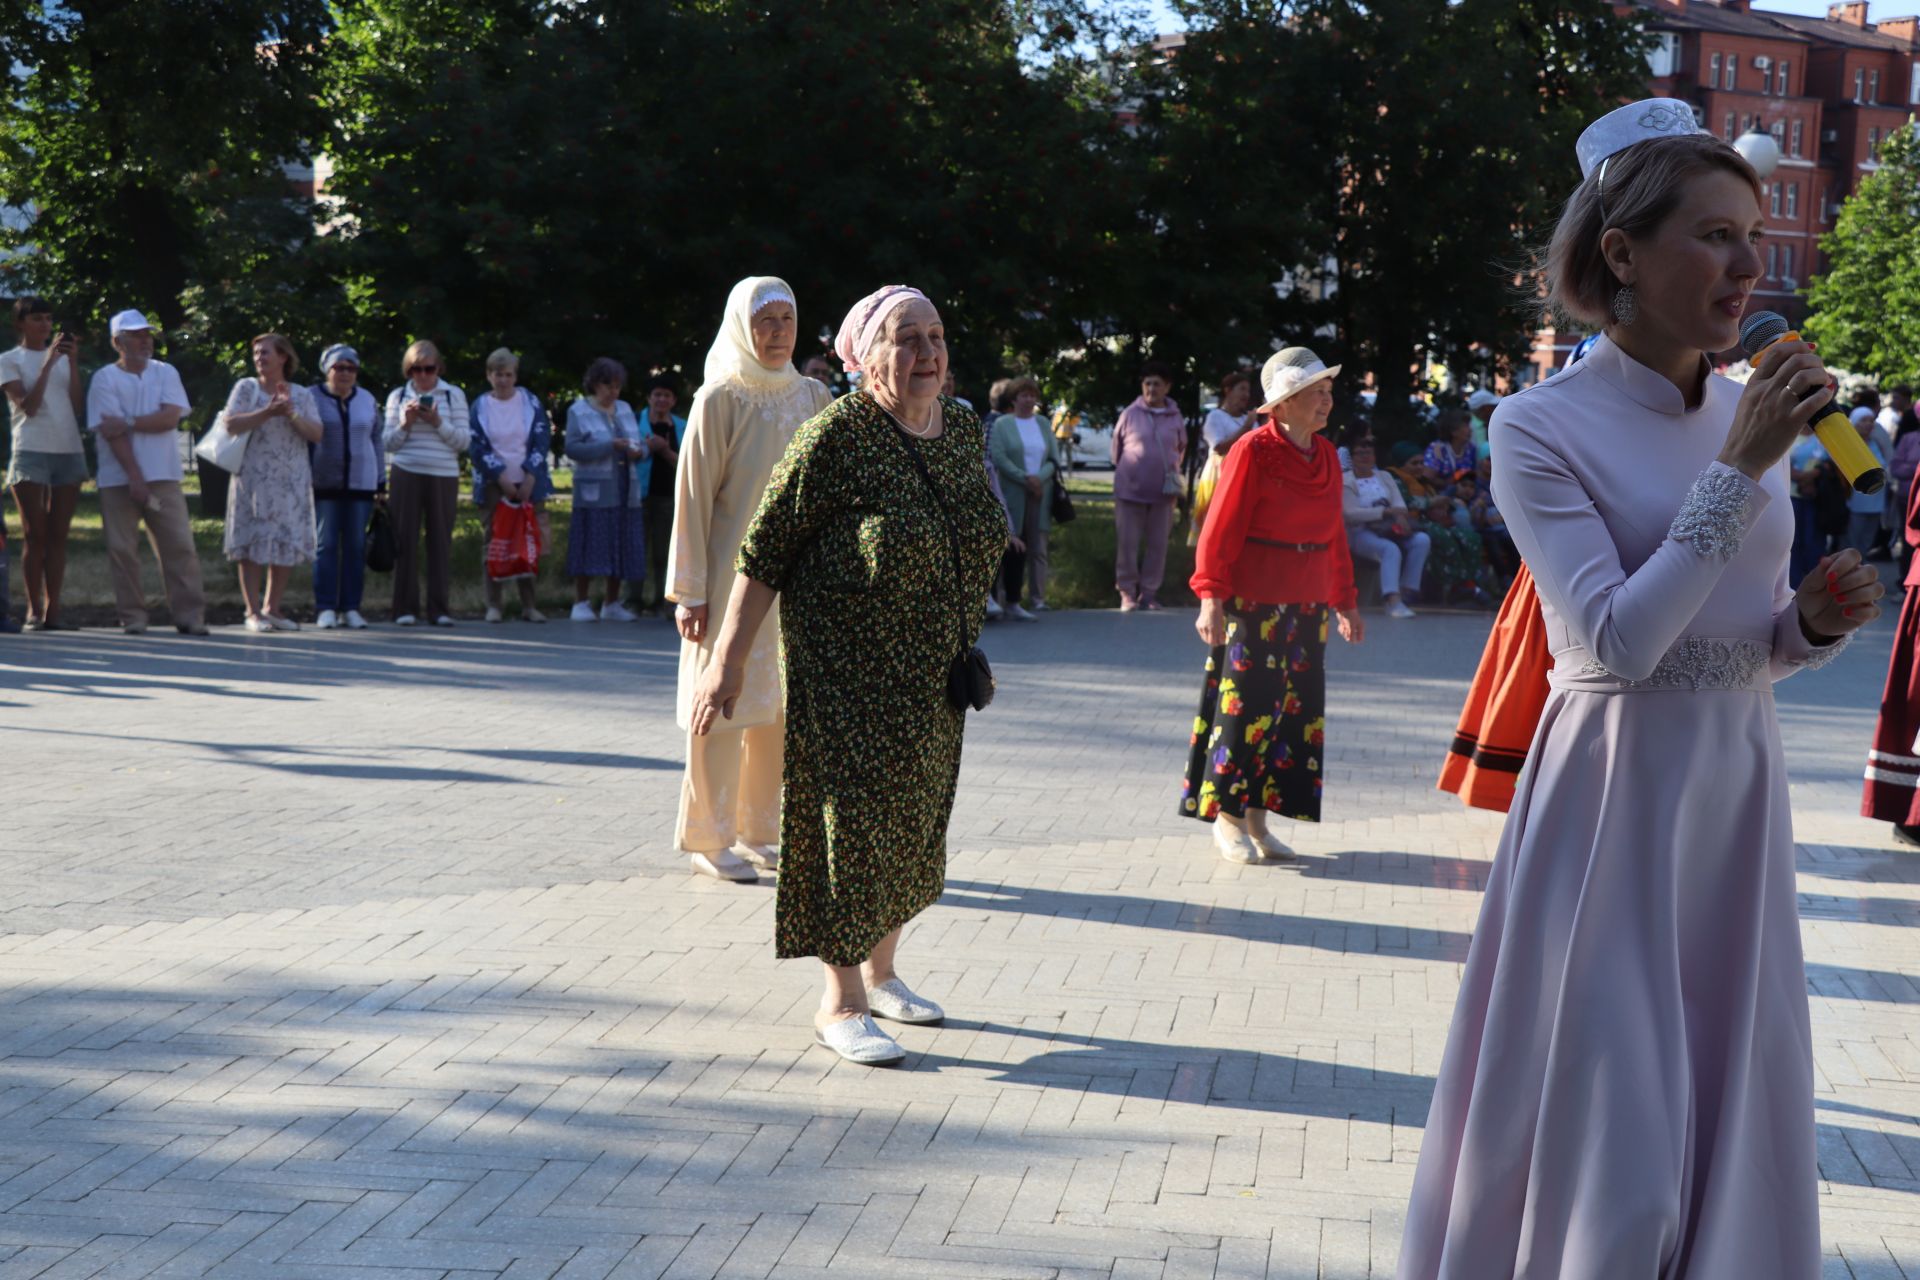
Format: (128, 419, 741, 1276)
(1396, 101, 1880, 1279)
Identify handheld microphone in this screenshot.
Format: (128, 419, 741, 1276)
(1738, 311, 1885, 494)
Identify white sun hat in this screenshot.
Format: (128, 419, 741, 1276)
(108, 309, 153, 337)
(1257, 347, 1341, 413)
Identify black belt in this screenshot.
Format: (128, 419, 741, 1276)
(1249, 537, 1328, 553)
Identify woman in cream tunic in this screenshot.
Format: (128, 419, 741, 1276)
(669, 276, 833, 882)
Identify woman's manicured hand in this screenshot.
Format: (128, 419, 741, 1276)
(1336, 608, 1365, 645)
(1796, 547, 1883, 640)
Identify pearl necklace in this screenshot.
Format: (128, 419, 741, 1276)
(874, 394, 938, 439)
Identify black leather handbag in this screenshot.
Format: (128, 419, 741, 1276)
(1049, 470, 1076, 525)
(890, 425, 995, 713)
(364, 502, 396, 573)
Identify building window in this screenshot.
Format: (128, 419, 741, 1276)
(1912, 60, 1919, 105)
(1868, 126, 1881, 157)
(1778, 60, 1790, 95)
(1725, 60, 1737, 90)
(1770, 183, 1782, 216)
(1710, 52, 1722, 86)
(1725, 111, 1738, 140)
(1760, 62, 1773, 95)
(1855, 67, 1866, 101)
(1786, 183, 1798, 218)
(1771, 120, 1786, 148)
(1868, 69, 1880, 102)
(1768, 243, 1779, 279)
(1783, 245, 1794, 280)
(1791, 118, 1803, 156)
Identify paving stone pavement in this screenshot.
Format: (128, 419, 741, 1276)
(1, 606, 1917, 1279)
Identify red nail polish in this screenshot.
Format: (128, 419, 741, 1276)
(1844, 608, 1855, 618)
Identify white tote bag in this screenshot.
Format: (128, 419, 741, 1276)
(193, 411, 249, 473)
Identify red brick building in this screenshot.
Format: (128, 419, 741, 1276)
(1528, 0, 1919, 381)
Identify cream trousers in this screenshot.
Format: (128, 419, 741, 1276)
(675, 712, 784, 852)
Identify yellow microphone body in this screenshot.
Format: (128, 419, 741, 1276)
(1764, 330, 1886, 495)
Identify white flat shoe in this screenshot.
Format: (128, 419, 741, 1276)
(814, 1014, 905, 1066)
(1246, 826, 1297, 862)
(1213, 821, 1262, 864)
(689, 849, 757, 883)
(866, 978, 944, 1025)
(733, 842, 779, 872)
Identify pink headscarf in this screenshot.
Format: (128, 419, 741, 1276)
(834, 285, 929, 375)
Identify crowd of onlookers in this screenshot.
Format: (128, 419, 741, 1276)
(0, 297, 707, 634)
(11, 289, 1907, 637)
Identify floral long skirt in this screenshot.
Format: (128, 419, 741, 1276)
(1179, 599, 1327, 824)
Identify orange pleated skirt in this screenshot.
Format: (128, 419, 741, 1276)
(1437, 564, 1551, 813)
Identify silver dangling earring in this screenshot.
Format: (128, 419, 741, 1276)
(1611, 285, 1638, 327)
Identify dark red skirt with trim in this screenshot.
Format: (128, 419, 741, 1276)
(1862, 585, 1920, 823)
(1437, 564, 1551, 813)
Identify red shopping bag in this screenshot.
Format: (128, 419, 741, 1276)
(486, 500, 543, 581)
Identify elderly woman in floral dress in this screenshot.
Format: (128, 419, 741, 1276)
(223, 333, 322, 632)
(690, 285, 1006, 1067)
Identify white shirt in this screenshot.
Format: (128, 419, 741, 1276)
(0, 345, 83, 454)
(1015, 415, 1046, 474)
(1354, 473, 1393, 510)
(87, 361, 190, 487)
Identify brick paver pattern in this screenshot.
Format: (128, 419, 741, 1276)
(1, 610, 1915, 1278)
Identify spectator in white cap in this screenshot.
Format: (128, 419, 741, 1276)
(309, 343, 383, 629)
(1467, 387, 1500, 455)
(86, 309, 207, 635)
(222, 333, 322, 633)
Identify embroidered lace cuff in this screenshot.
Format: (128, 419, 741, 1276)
(1795, 629, 1852, 671)
(1668, 466, 1754, 561)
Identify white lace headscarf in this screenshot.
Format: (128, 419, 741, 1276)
(699, 276, 803, 405)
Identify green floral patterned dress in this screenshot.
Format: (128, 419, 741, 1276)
(736, 391, 1007, 965)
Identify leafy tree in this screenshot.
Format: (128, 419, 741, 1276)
(317, 0, 1133, 404)
(1804, 123, 1920, 387)
(0, 0, 332, 398)
(1129, 0, 1649, 438)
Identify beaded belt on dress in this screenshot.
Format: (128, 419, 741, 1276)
(1247, 536, 1328, 552)
(1548, 636, 1772, 694)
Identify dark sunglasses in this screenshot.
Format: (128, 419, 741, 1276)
(409, 363, 438, 374)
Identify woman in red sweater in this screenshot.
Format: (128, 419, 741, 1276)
(1180, 347, 1364, 863)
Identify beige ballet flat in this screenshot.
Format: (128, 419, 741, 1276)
(689, 850, 757, 883)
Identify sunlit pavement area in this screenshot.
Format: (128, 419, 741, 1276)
(1, 607, 1914, 1277)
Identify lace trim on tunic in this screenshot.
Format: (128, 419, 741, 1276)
(1667, 466, 1752, 561)
(1795, 629, 1852, 671)
(1572, 636, 1769, 690)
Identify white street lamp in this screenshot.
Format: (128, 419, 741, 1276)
(1734, 128, 1781, 180)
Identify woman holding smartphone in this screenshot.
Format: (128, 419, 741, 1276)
(381, 339, 470, 626)
(1, 298, 88, 630)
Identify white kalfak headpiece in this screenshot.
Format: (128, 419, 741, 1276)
(1576, 98, 1708, 187)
